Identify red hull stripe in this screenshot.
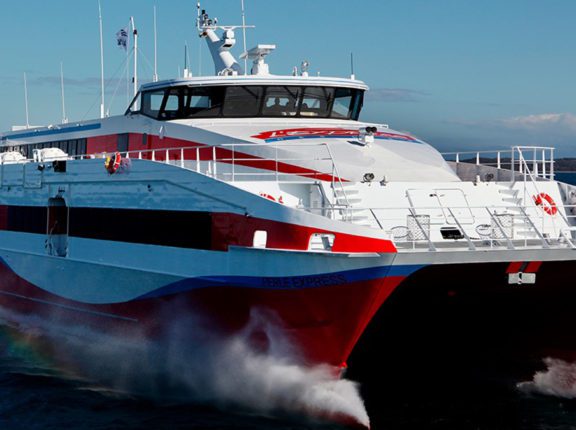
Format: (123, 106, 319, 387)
(87, 133, 346, 182)
(506, 262, 524, 273)
(506, 261, 543, 274)
(210, 212, 397, 253)
(525, 261, 543, 273)
(0, 256, 413, 366)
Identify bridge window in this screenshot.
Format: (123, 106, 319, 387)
(331, 88, 355, 119)
(262, 86, 301, 117)
(223, 86, 263, 117)
(132, 85, 364, 121)
(141, 90, 164, 119)
(300, 87, 333, 118)
(184, 86, 225, 118)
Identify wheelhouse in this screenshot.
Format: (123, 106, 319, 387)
(128, 84, 365, 121)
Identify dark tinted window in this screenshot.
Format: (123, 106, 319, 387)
(300, 87, 334, 118)
(141, 90, 164, 118)
(351, 91, 363, 121)
(183, 86, 225, 118)
(331, 87, 355, 119)
(223, 86, 263, 117)
(133, 85, 364, 121)
(160, 88, 182, 120)
(262, 86, 301, 117)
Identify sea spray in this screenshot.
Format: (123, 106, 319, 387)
(518, 357, 576, 398)
(0, 306, 370, 427)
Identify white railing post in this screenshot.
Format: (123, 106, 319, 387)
(165, 149, 169, 164)
(497, 152, 501, 169)
(212, 146, 217, 178)
(476, 152, 480, 165)
(542, 149, 546, 178)
(455, 153, 460, 163)
(232, 146, 236, 182)
(196, 147, 200, 173)
(511, 148, 515, 178)
(152, 150, 156, 161)
(180, 147, 184, 168)
(138, 151, 142, 159)
(550, 148, 554, 181)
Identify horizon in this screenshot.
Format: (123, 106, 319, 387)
(0, 0, 574, 155)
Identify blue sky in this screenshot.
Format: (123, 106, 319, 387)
(0, 0, 575, 154)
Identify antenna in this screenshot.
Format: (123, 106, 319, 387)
(60, 62, 68, 124)
(183, 42, 191, 78)
(23, 72, 30, 129)
(350, 52, 355, 80)
(153, 5, 159, 82)
(196, 4, 254, 75)
(98, 0, 105, 118)
(240, 0, 248, 74)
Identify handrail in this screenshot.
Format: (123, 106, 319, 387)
(324, 143, 352, 215)
(485, 208, 515, 250)
(443, 146, 555, 181)
(408, 207, 436, 251)
(446, 207, 476, 250)
(517, 206, 550, 249)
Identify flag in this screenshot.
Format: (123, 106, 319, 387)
(116, 27, 128, 51)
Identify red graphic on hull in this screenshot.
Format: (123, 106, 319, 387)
(251, 128, 419, 142)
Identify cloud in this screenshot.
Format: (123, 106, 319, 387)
(447, 113, 576, 134)
(497, 113, 576, 132)
(438, 112, 576, 156)
(365, 88, 428, 102)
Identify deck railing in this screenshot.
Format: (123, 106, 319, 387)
(303, 202, 576, 251)
(442, 146, 555, 181)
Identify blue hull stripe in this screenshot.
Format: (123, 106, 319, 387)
(136, 264, 424, 300)
(1, 123, 101, 142)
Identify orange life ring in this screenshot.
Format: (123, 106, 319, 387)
(105, 152, 122, 174)
(533, 192, 557, 216)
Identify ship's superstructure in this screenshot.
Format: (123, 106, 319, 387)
(0, 7, 576, 380)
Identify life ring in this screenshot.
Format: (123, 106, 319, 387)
(533, 192, 558, 216)
(105, 152, 122, 174)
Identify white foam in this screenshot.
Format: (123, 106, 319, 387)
(518, 357, 576, 398)
(0, 306, 370, 427)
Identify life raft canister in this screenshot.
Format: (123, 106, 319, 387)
(105, 152, 122, 174)
(533, 192, 558, 216)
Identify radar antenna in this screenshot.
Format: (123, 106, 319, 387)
(196, 3, 254, 76)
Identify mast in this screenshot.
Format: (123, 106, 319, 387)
(23, 73, 30, 129)
(60, 62, 68, 124)
(153, 6, 158, 82)
(240, 0, 248, 74)
(98, 0, 105, 119)
(131, 17, 139, 107)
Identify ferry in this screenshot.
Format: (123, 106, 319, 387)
(0, 7, 575, 378)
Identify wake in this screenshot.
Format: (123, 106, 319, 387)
(517, 357, 576, 399)
(0, 306, 369, 427)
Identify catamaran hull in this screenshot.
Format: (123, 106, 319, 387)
(351, 255, 576, 382)
(0, 246, 415, 368)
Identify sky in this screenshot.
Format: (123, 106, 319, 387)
(0, 0, 575, 155)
